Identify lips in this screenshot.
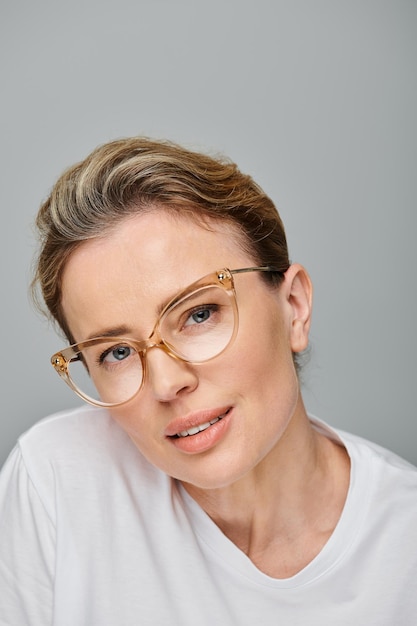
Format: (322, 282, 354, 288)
(165, 408, 231, 439)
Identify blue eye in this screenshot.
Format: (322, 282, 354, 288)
(184, 306, 215, 327)
(190, 309, 211, 324)
(102, 345, 132, 363)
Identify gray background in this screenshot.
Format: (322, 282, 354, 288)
(1, 0, 416, 468)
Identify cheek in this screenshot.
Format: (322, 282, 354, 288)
(209, 311, 299, 411)
(230, 304, 295, 378)
(108, 403, 154, 444)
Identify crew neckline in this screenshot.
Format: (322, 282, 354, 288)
(176, 416, 373, 589)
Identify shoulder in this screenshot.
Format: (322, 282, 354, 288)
(311, 413, 417, 475)
(311, 415, 417, 531)
(18, 404, 130, 458)
(16, 404, 157, 473)
(338, 427, 417, 523)
(15, 405, 136, 478)
(336, 425, 417, 483)
(19, 403, 119, 441)
(2, 406, 164, 523)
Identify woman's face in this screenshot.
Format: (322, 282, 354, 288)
(61, 210, 311, 489)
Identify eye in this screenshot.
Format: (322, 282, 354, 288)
(100, 345, 133, 364)
(183, 305, 217, 327)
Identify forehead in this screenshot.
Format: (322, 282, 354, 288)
(61, 210, 253, 340)
(64, 209, 251, 283)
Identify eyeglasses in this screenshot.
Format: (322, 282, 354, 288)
(51, 266, 285, 407)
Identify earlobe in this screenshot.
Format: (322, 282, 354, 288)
(283, 264, 313, 353)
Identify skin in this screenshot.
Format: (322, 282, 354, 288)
(61, 209, 350, 578)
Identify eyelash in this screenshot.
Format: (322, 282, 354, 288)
(97, 345, 132, 367)
(180, 304, 219, 329)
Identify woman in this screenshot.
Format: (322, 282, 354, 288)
(0, 137, 416, 625)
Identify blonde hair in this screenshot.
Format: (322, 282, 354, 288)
(33, 137, 290, 343)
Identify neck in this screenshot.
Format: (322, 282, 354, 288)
(181, 402, 350, 578)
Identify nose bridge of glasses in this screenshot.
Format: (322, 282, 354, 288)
(136, 327, 175, 360)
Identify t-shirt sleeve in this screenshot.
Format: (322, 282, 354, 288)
(0, 445, 55, 625)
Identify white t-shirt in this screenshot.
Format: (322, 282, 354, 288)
(0, 405, 416, 625)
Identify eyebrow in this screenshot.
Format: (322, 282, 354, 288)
(83, 296, 173, 342)
(85, 325, 134, 342)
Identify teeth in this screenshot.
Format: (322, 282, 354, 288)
(177, 412, 227, 438)
(179, 422, 210, 437)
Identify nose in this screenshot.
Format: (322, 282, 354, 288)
(145, 346, 198, 402)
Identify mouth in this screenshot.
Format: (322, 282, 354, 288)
(168, 408, 231, 439)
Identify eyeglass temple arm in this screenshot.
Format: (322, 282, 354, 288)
(229, 266, 287, 276)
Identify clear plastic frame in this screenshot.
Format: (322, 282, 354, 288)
(51, 266, 281, 407)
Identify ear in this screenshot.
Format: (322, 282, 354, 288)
(282, 264, 313, 353)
